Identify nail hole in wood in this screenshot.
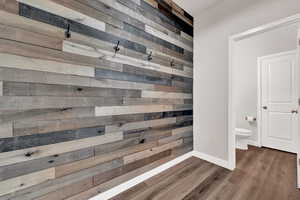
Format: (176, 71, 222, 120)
(118, 123, 123, 127)
(61, 108, 71, 112)
(48, 160, 54, 164)
(53, 154, 59, 158)
(77, 88, 83, 92)
(25, 152, 34, 157)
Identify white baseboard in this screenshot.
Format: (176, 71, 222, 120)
(89, 150, 232, 200)
(192, 151, 234, 170)
(90, 151, 195, 200)
(247, 140, 261, 147)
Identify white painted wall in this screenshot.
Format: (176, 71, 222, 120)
(234, 24, 299, 145)
(193, 0, 300, 162)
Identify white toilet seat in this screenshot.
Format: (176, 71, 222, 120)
(235, 128, 251, 133)
(235, 128, 252, 150)
(235, 128, 252, 137)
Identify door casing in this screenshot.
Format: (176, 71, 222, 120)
(228, 14, 300, 184)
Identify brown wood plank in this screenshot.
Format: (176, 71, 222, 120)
(35, 177, 93, 200)
(0, 0, 18, 14)
(55, 140, 158, 178)
(0, 24, 62, 50)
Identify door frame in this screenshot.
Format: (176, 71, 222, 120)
(257, 50, 298, 150)
(228, 13, 300, 171)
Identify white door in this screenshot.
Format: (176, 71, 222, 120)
(260, 51, 298, 153)
(297, 29, 300, 188)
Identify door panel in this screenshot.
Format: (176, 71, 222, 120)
(269, 60, 293, 102)
(260, 51, 297, 153)
(268, 112, 292, 141)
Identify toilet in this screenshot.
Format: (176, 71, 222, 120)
(235, 128, 252, 150)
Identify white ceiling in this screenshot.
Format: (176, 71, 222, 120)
(173, 0, 224, 17)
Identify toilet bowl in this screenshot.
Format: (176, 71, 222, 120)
(235, 128, 252, 150)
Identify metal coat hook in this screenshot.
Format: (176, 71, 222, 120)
(147, 51, 153, 61)
(61, 107, 72, 112)
(25, 150, 38, 157)
(113, 41, 120, 57)
(170, 59, 175, 67)
(65, 23, 71, 38)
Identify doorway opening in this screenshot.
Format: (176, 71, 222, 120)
(228, 14, 300, 188)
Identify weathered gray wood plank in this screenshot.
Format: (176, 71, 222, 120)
(2, 82, 141, 98)
(0, 96, 123, 111)
(0, 132, 123, 167)
(0, 147, 94, 181)
(0, 67, 155, 91)
(18, 0, 106, 32)
(0, 126, 105, 153)
(0, 158, 123, 200)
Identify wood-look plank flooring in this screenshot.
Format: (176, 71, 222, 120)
(111, 146, 300, 200)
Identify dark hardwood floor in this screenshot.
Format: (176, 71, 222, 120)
(110, 146, 300, 200)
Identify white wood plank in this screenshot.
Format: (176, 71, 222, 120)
(172, 126, 193, 135)
(105, 117, 177, 132)
(0, 122, 13, 139)
(123, 139, 183, 164)
(184, 66, 193, 75)
(0, 132, 123, 167)
(145, 25, 193, 52)
(131, 0, 141, 5)
(95, 105, 174, 116)
(141, 91, 192, 99)
(63, 41, 192, 78)
(0, 168, 55, 196)
(17, 0, 106, 32)
(0, 53, 95, 77)
(89, 78, 154, 90)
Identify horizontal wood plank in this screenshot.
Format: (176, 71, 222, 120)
(0, 132, 123, 167)
(18, 0, 106, 32)
(0, 53, 95, 77)
(0, 96, 122, 110)
(95, 105, 174, 116)
(0, 122, 13, 139)
(141, 90, 192, 99)
(0, 147, 94, 182)
(0, 168, 55, 196)
(123, 139, 182, 164)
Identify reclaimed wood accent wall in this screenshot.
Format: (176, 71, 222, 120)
(0, 0, 193, 199)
